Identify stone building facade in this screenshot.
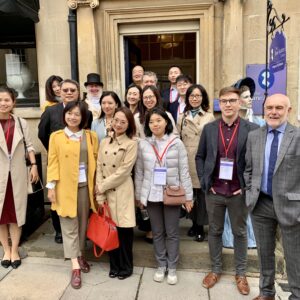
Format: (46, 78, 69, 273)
(1, 0, 299, 158)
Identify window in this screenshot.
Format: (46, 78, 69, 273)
(0, 12, 39, 107)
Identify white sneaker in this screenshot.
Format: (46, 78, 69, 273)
(153, 267, 166, 282)
(167, 269, 178, 285)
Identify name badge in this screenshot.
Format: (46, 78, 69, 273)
(78, 162, 87, 183)
(153, 167, 167, 185)
(219, 158, 234, 180)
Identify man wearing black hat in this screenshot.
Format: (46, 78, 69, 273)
(84, 73, 103, 119)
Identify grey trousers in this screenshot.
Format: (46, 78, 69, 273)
(252, 194, 300, 300)
(146, 201, 181, 269)
(59, 185, 90, 259)
(206, 192, 248, 275)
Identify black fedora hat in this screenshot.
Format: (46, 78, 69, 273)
(84, 73, 103, 87)
(232, 77, 255, 98)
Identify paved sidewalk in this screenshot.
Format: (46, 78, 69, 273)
(0, 257, 290, 300)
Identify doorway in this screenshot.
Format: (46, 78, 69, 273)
(124, 33, 196, 89)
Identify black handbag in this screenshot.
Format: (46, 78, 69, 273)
(17, 118, 43, 194)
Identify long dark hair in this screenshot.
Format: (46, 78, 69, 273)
(124, 83, 142, 114)
(0, 86, 16, 103)
(184, 84, 210, 113)
(138, 85, 163, 124)
(113, 107, 136, 139)
(99, 91, 122, 119)
(144, 107, 173, 137)
(45, 75, 63, 102)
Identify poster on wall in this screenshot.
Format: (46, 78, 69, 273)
(246, 64, 287, 115)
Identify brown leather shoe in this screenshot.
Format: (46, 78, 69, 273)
(252, 296, 275, 300)
(202, 272, 221, 289)
(71, 269, 81, 289)
(77, 256, 90, 273)
(235, 275, 250, 295)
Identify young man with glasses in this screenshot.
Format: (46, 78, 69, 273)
(38, 79, 93, 244)
(195, 86, 259, 295)
(167, 75, 192, 123)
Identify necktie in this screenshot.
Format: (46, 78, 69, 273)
(267, 130, 279, 196)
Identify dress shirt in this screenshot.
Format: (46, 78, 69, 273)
(170, 86, 178, 103)
(212, 118, 240, 197)
(261, 122, 287, 194)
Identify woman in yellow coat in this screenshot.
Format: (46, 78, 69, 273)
(96, 106, 138, 280)
(47, 100, 98, 289)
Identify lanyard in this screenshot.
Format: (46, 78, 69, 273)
(219, 119, 239, 158)
(151, 138, 176, 166)
(4, 116, 11, 144)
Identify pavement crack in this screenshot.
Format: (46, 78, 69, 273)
(135, 268, 144, 300)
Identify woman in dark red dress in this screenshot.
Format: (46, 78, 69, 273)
(0, 87, 39, 269)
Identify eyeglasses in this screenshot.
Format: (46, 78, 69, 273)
(189, 94, 202, 100)
(143, 95, 155, 100)
(113, 118, 128, 126)
(62, 88, 77, 93)
(219, 98, 239, 105)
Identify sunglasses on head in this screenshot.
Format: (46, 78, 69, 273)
(62, 88, 77, 93)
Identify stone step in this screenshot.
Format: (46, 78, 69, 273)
(21, 217, 285, 274)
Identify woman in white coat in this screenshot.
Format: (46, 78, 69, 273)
(0, 87, 39, 269)
(135, 107, 193, 285)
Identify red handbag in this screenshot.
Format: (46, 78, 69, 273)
(87, 203, 119, 257)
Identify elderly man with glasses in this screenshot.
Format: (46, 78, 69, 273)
(38, 79, 93, 244)
(195, 86, 259, 295)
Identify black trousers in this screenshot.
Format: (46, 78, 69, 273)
(51, 209, 61, 233)
(108, 227, 134, 276)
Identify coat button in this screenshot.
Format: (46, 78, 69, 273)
(65, 155, 68, 158)
(112, 188, 116, 191)
(103, 176, 106, 179)
(103, 163, 106, 166)
(114, 152, 117, 155)
(105, 151, 108, 154)
(112, 165, 116, 168)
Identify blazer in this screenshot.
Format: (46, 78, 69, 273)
(0, 115, 35, 226)
(38, 102, 93, 150)
(244, 123, 300, 227)
(195, 117, 259, 193)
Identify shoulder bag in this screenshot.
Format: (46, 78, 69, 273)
(17, 118, 43, 194)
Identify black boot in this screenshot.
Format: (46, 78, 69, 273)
(194, 225, 205, 242)
(187, 221, 197, 237)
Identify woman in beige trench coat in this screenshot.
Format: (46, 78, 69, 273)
(0, 87, 39, 269)
(178, 84, 214, 242)
(96, 106, 138, 280)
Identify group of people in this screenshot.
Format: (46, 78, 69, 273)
(0, 64, 299, 300)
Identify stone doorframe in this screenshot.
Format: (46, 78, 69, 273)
(97, 3, 215, 99)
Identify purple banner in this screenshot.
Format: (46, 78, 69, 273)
(246, 64, 287, 115)
(269, 31, 286, 73)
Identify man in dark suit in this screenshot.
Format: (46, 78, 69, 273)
(244, 94, 300, 300)
(167, 74, 192, 123)
(196, 86, 259, 295)
(161, 65, 182, 108)
(38, 79, 92, 243)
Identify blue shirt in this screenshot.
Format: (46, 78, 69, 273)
(261, 122, 287, 194)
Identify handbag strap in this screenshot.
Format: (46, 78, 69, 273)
(17, 117, 28, 160)
(93, 245, 105, 258)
